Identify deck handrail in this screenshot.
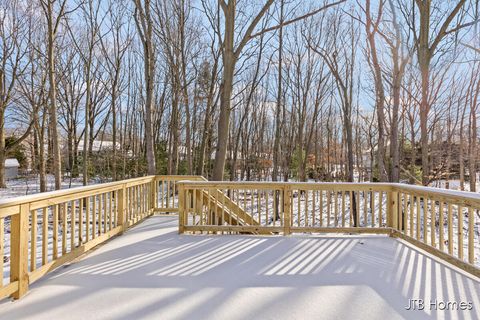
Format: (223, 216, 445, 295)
(0, 176, 478, 301)
(0, 175, 205, 301)
(177, 180, 480, 278)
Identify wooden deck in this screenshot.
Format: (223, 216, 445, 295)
(0, 215, 478, 320)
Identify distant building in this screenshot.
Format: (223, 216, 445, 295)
(77, 140, 120, 153)
(5, 158, 20, 179)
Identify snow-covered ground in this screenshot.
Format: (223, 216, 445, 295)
(0, 175, 108, 199)
(0, 216, 478, 320)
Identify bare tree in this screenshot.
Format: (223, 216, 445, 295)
(134, 0, 156, 175)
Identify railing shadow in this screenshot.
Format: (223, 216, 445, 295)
(0, 215, 478, 320)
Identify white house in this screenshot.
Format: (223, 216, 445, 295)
(5, 158, 20, 179)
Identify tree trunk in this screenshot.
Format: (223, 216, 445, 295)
(47, 10, 62, 190)
(212, 7, 235, 181)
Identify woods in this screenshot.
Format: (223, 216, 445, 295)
(0, 0, 479, 190)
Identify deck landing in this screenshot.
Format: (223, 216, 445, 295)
(0, 216, 478, 320)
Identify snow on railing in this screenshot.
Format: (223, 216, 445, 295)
(177, 181, 480, 278)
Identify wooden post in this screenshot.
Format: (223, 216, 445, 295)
(195, 189, 203, 217)
(118, 185, 126, 231)
(387, 191, 398, 230)
(150, 178, 157, 214)
(468, 208, 474, 264)
(283, 187, 292, 235)
(10, 204, 29, 299)
(178, 183, 186, 234)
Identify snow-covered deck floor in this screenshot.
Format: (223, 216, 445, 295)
(0, 216, 479, 320)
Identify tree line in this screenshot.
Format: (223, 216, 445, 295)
(1, 0, 479, 191)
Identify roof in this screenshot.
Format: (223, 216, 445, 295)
(5, 158, 19, 167)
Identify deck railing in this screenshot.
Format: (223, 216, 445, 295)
(0, 175, 204, 301)
(1, 176, 479, 301)
(177, 181, 480, 277)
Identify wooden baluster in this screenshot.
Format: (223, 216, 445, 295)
(423, 197, 428, 244)
(257, 189, 260, 226)
(222, 189, 226, 228)
(319, 190, 323, 227)
(283, 187, 292, 235)
(363, 191, 367, 227)
(398, 193, 403, 232)
(250, 189, 254, 226)
(356, 191, 360, 227)
(439, 201, 444, 251)
(192, 188, 196, 226)
(458, 205, 464, 260)
(92, 195, 97, 239)
(334, 191, 338, 227)
(349, 191, 353, 227)
(86, 197, 91, 242)
(79, 198, 84, 244)
(172, 182, 176, 209)
(448, 203, 453, 255)
(199, 188, 204, 227)
(103, 193, 107, 233)
(431, 199, 436, 248)
(327, 191, 331, 227)
(166, 181, 170, 209)
(243, 189, 247, 215)
(214, 189, 218, 226)
(468, 208, 474, 264)
(297, 190, 301, 227)
(161, 180, 164, 209)
(371, 191, 375, 227)
(128, 188, 132, 221)
(266, 190, 269, 227)
(207, 189, 211, 226)
(109, 192, 113, 230)
(409, 194, 414, 237)
(312, 190, 316, 227)
(99, 194, 104, 235)
(30, 209, 37, 272)
(70, 200, 75, 251)
(42, 208, 47, 265)
(305, 190, 309, 227)
(416, 197, 421, 240)
(62, 203, 67, 255)
(379, 192, 383, 227)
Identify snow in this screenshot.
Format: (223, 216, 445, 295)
(4, 159, 19, 168)
(0, 216, 478, 320)
(0, 175, 107, 199)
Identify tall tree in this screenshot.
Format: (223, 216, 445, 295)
(210, 0, 345, 180)
(413, 0, 469, 185)
(134, 0, 156, 175)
